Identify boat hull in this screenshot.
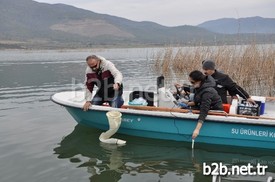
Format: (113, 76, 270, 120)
(65, 106, 275, 150)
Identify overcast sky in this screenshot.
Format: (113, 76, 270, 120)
(35, 0, 275, 26)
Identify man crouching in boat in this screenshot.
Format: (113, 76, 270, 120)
(83, 55, 124, 111)
(183, 70, 223, 139)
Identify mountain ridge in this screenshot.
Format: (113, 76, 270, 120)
(1, 0, 275, 49)
(198, 16, 275, 34)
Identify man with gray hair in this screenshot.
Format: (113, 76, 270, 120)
(202, 60, 255, 104)
(83, 55, 124, 111)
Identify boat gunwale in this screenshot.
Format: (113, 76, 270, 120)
(51, 91, 275, 126)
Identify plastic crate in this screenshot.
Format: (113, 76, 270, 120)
(237, 101, 261, 116)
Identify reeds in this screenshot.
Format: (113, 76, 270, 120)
(153, 44, 275, 96)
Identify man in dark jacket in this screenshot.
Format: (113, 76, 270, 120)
(202, 60, 255, 104)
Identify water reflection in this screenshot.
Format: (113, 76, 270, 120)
(54, 124, 275, 182)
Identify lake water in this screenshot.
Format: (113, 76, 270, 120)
(1, 48, 275, 182)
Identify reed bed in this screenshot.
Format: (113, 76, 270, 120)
(153, 44, 275, 97)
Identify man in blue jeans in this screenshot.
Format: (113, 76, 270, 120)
(82, 55, 124, 111)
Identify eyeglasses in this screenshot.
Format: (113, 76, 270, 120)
(88, 59, 101, 72)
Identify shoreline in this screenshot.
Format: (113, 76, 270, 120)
(1, 43, 274, 52)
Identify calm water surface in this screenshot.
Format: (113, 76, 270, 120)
(0, 48, 275, 182)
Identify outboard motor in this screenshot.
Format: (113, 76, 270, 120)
(157, 75, 164, 89)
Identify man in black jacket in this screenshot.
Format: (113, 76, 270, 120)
(202, 60, 255, 104)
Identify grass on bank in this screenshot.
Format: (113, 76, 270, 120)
(153, 44, 275, 97)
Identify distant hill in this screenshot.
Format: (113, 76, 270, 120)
(0, 0, 219, 48)
(198, 16, 275, 34)
(0, 0, 275, 49)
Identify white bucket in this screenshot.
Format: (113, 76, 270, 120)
(99, 111, 126, 145)
(229, 99, 238, 114)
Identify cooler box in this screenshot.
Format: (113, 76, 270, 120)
(251, 96, 266, 115)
